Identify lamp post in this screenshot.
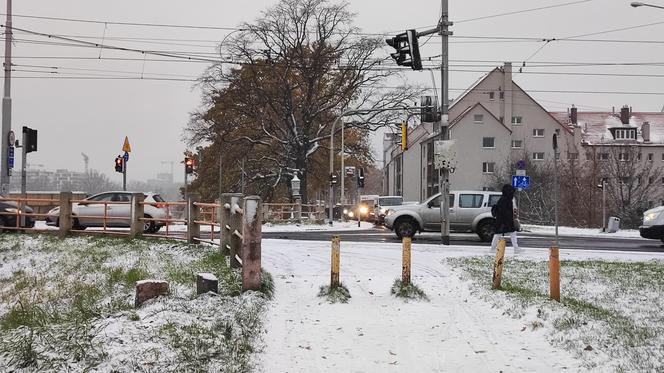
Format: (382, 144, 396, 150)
(597, 179, 606, 232)
(631, 2, 664, 9)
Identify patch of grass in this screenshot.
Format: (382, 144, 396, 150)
(318, 283, 351, 304)
(107, 266, 150, 288)
(259, 269, 275, 300)
(390, 279, 429, 301)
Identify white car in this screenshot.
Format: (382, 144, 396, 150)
(46, 191, 168, 233)
(384, 190, 504, 241)
(639, 206, 664, 242)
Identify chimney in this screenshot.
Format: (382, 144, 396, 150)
(620, 106, 630, 125)
(570, 105, 577, 125)
(642, 122, 651, 142)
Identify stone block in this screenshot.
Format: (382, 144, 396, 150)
(135, 280, 169, 307)
(197, 273, 219, 295)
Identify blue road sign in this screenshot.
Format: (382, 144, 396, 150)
(123, 151, 129, 163)
(7, 146, 14, 169)
(516, 159, 526, 170)
(512, 175, 531, 189)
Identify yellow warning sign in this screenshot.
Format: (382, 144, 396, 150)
(122, 136, 131, 152)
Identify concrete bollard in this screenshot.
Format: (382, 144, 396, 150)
(229, 194, 244, 268)
(241, 196, 262, 292)
(186, 194, 201, 244)
(59, 191, 73, 238)
(549, 246, 560, 302)
(330, 235, 340, 287)
(135, 280, 169, 307)
(402, 236, 411, 285)
(492, 238, 506, 290)
(196, 273, 219, 295)
(130, 193, 145, 238)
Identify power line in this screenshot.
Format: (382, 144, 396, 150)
(455, 0, 594, 23)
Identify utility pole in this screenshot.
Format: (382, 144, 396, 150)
(1, 0, 12, 193)
(439, 0, 452, 245)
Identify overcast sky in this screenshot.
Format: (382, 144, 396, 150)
(5, 0, 664, 184)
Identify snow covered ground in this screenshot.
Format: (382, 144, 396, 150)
(257, 238, 664, 372)
(523, 224, 642, 239)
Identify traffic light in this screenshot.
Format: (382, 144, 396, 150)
(420, 96, 440, 123)
(23, 126, 37, 153)
(400, 122, 408, 151)
(185, 157, 194, 174)
(385, 29, 422, 70)
(330, 172, 338, 185)
(357, 168, 365, 188)
(114, 156, 124, 173)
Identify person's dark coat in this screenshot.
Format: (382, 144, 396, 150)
(494, 184, 516, 234)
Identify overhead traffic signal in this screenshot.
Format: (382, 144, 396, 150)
(114, 156, 124, 173)
(330, 172, 338, 185)
(385, 29, 422, 70)
(184, 157, 194, 174)
(357, 168, 365, 188)
(400, 122, 408, 151)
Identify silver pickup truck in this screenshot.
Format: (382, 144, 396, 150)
(383, 190, 503, 242)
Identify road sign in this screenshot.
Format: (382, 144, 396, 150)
(7, 146, 14, 169)
(122, 136, 132, 152)
(434, 139, 457, 170)
(516, 159, 526, 170)
(345, 166, 355, 176)
(512, 175, 531, 189)
(123, 151, 129, 163)
(516, 169, 526, 176)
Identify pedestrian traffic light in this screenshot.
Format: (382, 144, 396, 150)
(400, 122, 408, 151)
(114, 156, 124, 173)
(385, 29, 422, 70)
(330, 172, 338, 185)
(357, 168, 365, 188)
(184, 157, 194, 174)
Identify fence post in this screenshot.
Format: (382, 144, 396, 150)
(295, 197, 302, 223)
(186, 194, 201, 244)
(241, 196, 262, 292)
(402, 236, 411, 285)
(331, 235, 340, 287)
(229, 194, 244, 268)
(130, 193, 145, 238)
(59, 191, 72, 238)
(492, 238, 506, 290)
(549, 246, 560, 301)
(220, 193, 234, 255)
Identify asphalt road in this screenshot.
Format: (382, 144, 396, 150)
(260, 226, 664, 253)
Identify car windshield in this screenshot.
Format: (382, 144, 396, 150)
(379, 197, 402, 206)
(151, 194, 165, 202)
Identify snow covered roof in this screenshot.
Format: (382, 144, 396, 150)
(550, 111, 664, 145)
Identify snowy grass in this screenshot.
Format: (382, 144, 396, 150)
(390, 279, 429, 301)
(317, 283, 351, 304)
(448, 256, 664, 372)
(0, 234, 270, 372)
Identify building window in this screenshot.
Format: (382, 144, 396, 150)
(661, 177, 664, 185)
(614, 129, 637, 140)
(512, 116, 523, 125)
(533, 129, 545, 137)
(649, 176, 654, 185)
(482, 137, 495, 148)
(618, 153, 629, 161)
(395, 155, 402, 196)
(499, 91, 505, 100)
(474, 114, 484, 124)
(568, 152, 579, 160)
(637, 153, 642, 161)
(533, 152, 545, 160)
(511, 140, 523, 148)
(648, 153, 654, 161)
(598, 153, 609, 160)
(482, 162, 495, 173)
(489, 92, 495, 101)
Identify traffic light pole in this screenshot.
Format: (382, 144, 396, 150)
(1, 0, 12, 193)
(122, 162, 127, 191)
(439, 0, 452, 245)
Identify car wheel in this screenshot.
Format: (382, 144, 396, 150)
(394, 218, 417, 239)
(143, 214, 156, 233)
(477, 219, 495, 242)
(73, 218, 86, 230)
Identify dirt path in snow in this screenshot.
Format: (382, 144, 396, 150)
(257, 239, 584, 372)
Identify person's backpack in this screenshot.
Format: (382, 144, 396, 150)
(491, 204, 498, 218)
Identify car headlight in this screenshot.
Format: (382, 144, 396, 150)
(380, 208, 387, 215)
(359, 206, 369, 215)
(644, 211, 661, 222)
(343, 208, 348, 215)
(348, 211, 355, 218)
(4, 208, 20, 213)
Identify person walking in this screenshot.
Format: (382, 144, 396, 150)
(489, 184, 521, 254)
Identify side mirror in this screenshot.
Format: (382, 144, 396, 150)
(427, 201, 433, 208)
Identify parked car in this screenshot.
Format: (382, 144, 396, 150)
(639, 206, 664, 242)
(0, 197, 35, 230)
(383, 190, 504, 241)
(46, 191, 168, 233)
(375, 195, 404, 225)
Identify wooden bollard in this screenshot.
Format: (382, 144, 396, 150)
(241, 196, 262, 292)
(402, 236, 411, 285)
(492, 238, 506, 290)
(331, 236, 340, 287)
(549, 246, 560, 301)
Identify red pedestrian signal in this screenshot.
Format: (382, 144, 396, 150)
(114, 156, 124, 173)
(185, 157, 194, 174)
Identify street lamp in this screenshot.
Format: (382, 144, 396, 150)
(291, 174, 301, 199)
(597, 179, 607, 232)
(631, 1, 664, 9)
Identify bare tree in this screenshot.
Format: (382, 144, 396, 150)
(186, 0, 422, 202)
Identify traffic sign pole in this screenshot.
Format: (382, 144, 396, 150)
(122, 161, 127, 191)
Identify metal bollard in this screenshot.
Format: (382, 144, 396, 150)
(402, 236, 411, 285)
(331, 235, 340, 287)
